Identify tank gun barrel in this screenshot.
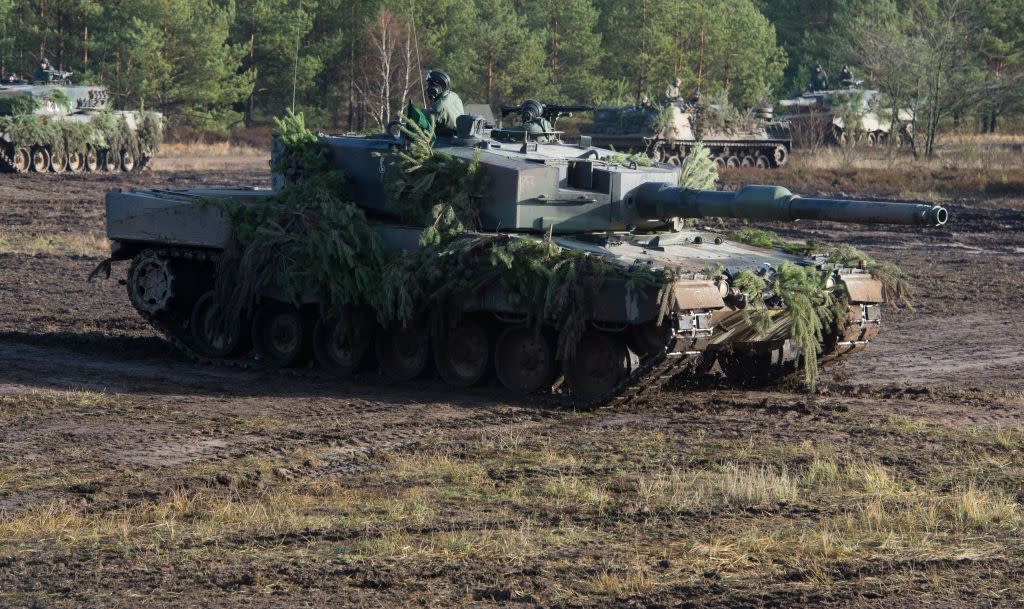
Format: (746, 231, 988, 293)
(633, 184, 948, 227)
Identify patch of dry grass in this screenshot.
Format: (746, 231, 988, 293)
(0, 230, 108, 256)
(160, 140, 263, 158)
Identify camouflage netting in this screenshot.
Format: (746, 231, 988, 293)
(0, 101, 162, 158)
(689, 93, 757, 140)
(214, 113, 676, 362)
(728, 227, 913, 389)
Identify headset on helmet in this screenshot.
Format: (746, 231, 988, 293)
(425, 70, 451, 100)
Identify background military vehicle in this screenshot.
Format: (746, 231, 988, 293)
(0, 80, 162, 173)
(578, 100, 792, 169)
(778, 86, 913, 147)
(100, 112, 945, 407)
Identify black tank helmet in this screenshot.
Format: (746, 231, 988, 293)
(520, 99, 544, 123)
(426, 70, 451, 100)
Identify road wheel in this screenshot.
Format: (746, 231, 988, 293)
(31, 146, 50, 172)
(84, 147, 99, 172)
(11, 147, 30, 172)
(313, 313, 369, 378)
(375, 324, 430, 381)
(866, 132, 877, 146)
(435, 318, 492, 388)
(101, 149, 118, 172)
(494, 326, 556, 395)
(121, 149, 136, 172)
(50, 148, 68, 173)
(755, 155, 771, 169)
(563, 332, 630, 401)
(713, 156, 726, 168)
(190, 291, 243, 358)
(740, 155, 756, 168)
(726, 155, 740, 168)
(67, 151, 84, 173)
(252, 303, 307, 368)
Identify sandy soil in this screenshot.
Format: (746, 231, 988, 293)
(0, 158, 1022, 608)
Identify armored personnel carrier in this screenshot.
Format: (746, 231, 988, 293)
(0, 80, 162, 173)
(778, 87, 913, 147)
(579, 100, 792, 169)
(99, 112, 945, 407)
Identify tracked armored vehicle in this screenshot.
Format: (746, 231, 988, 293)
(778, 87, 913, 148)
(100, 112, 945, 407)
(579, 101, 792, 169)
(0, 81, 162, 173)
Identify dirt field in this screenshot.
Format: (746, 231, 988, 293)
(1, 150, 1023, 608)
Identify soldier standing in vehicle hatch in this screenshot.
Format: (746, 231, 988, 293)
(664, 77, 682, 103)
(810, 64, 829, 91)
(425, 70, 464, 136)
(33, 58, 56, 83)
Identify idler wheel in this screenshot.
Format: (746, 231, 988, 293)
(190, 291, 243, 358)
(563, 331, 630, 400)
(435, 318, 491, 388)
(84, 147, 99, 172)
(11, 147, 30, 173)
(313, 312, 369, 377)
(725, 155, 740, 168)
(127, 251, 175, 315)
(31, 146, 50, 172)
(121, 150, 136, 172)
(101, 149, 118, 172)
(67, 152, 84, 173)
(252, 303, 307, 368)
(494, 326, 556, 395)
(50, 149, 68, 173)
(375, 324, 430, 381)
(740, 155, 756, 168)
(755, 155, 770, 169)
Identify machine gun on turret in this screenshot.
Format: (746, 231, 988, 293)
(499, 102, 595, 124)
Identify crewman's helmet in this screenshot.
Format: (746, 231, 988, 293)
(814, 64, 822, 71)
(39, 58, 50, 68)
(426, 70, 451, 100)
(521, 99, 543, 123)
(673, 77, 682, 86)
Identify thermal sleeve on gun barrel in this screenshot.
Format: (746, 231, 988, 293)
(633, 184, 948, 227)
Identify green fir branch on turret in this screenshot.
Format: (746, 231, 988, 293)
(384, 118, 487, 228)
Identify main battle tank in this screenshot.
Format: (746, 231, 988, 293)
(0, 80, 162, 173)
(579, 100, 792, 169)
(778, 87, 913, 147)
(99, 113, 946, 407)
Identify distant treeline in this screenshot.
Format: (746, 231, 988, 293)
(2, 0, 1020, 146)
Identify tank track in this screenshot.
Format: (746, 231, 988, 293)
(124, 247, 875, 411)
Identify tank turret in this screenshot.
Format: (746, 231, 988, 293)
(101, 109, 946, 406)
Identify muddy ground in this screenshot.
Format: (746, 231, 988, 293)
(0, 155, 1022, 608)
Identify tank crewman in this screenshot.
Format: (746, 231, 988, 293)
(839, 65, 854, 87)
(810, 64, 829, 91)
(664, 77, 682, 103)
(518, 99, 555, 142)
(425, 69, 464, 136)
(33, 58, 56, 83)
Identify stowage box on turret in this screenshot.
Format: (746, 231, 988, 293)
(0, 81, 162, 173)
(100, 110, 945, 406)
